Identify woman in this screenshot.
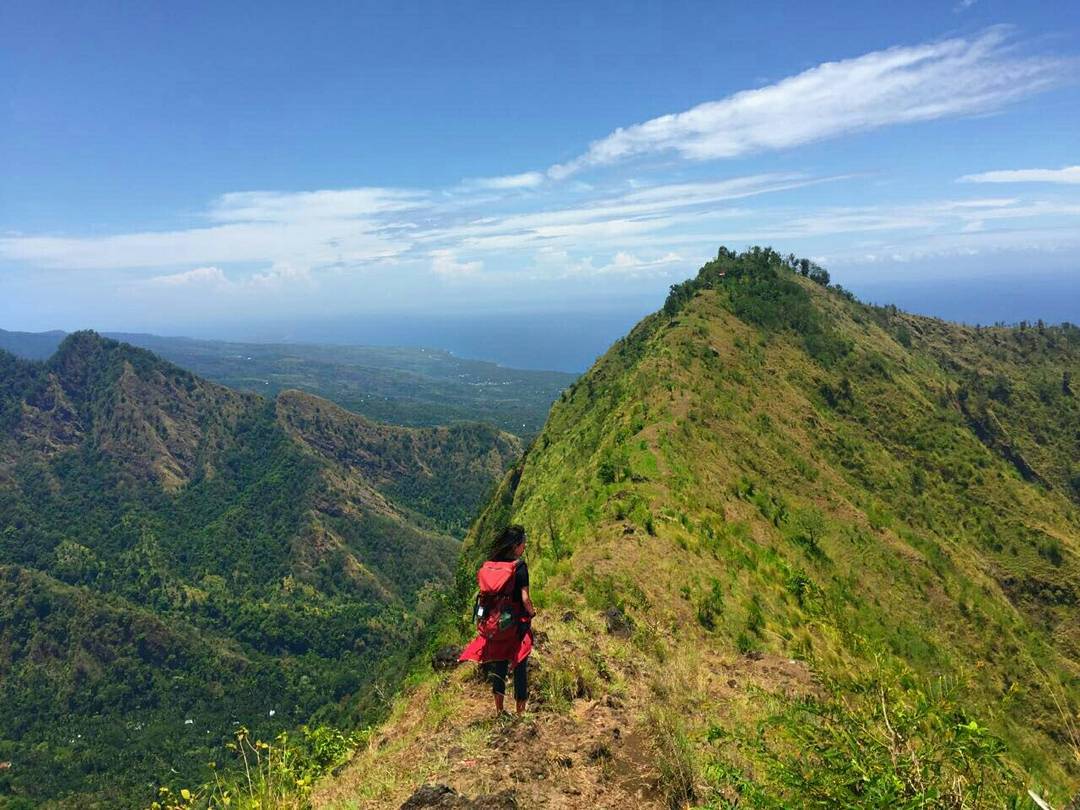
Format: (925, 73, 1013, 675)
(459, 524, 536, 716)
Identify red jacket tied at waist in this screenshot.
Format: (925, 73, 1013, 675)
(459, 620, 532, 668)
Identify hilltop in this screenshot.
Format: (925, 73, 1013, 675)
(0, 333, 520, 807)
(314, 249, 1079, 809)
(0, 329, 577, 436)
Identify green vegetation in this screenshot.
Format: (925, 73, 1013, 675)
(0, 329, 576, 436)
(0, 333, 518, 807)
(319, 247, 1078, 809)
(149, 724, 361, 810)
(708, 669, 1025, 808)
(6, 247, 1080, 808)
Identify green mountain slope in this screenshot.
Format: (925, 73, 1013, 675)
(0, 329, 577, 435)
(0, 333, 521, 808)
(317, 249, 1079, 809)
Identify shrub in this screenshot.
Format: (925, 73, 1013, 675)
(787, 507, 827, 560)
(696, 579, 725, 631)
(152, 724, 363, 810)
(535, 656, 599, 712)
(709, 673, 1024, 809)
(648, 708, 698, 809)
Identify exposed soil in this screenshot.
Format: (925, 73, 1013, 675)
(313, 649, 817, 810)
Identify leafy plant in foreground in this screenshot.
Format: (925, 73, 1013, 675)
(150, 724, 362, 810)
(708, 672, 1025, 809)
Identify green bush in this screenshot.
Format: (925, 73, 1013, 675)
(696, 579, 725, 631)
(708, 673, 1024, 809)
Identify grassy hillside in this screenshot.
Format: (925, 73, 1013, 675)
(315, 248, 1079, 809)
(0, 329, 577, 435)
(0, 333, 520, 808)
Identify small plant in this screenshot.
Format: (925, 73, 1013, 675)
(735, 631, 758, 654)
(745, 596, 765, 637)
(696, 579, 725, 631)
(535, 656, 598, 712)
(648, 708, 699, 809)
(787, 507, 827, 560)
(151, 724, 361, 810)
(784, 570, 816, 609)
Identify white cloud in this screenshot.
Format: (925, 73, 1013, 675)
(600, 250, 684, 276)
(422, 173, 834, 254)
(207, 188, 427, 222)
(0, 174, 801, 277)
(0, 187, 420, 271)
(467, 172, 546, 190)
(548, 27, 1067, 178)
(8, 174, 1078, 294)
(524, 248, 686, 280)
(430, 249, 482, 277)
(137, 262, 313, 293)
(958, 166, 1080, 184)
(825, 226, 1080, 267)
(249, 262, 314, 288)
(144, 266, 230, 287)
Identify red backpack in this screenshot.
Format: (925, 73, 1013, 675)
(474, 560, 521, 642)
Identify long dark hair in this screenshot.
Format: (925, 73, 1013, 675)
(490, 524, 526, 562)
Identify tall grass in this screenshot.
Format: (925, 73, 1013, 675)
(150, 725, 360, 810)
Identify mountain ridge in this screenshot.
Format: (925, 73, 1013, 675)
(314, 248, 1080, 809)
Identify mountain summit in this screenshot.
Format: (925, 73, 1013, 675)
(317, 248, 1080, 808)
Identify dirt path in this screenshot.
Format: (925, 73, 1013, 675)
(313, 645, 818, 809)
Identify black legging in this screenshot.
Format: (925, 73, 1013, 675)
(485, 657, 528, 701)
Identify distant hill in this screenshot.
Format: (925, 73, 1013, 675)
(0, 329, 577, 435)
(0, 332, 520, 807)
(0, 328, 67, 360)
(318, 249, 1080, 808)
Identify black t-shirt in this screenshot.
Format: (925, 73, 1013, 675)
(513, 558, 529, 608)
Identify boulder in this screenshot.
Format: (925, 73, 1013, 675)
(431, 645, 463, 670)
(603, 606, 633, 637)
(400, 784, 518, 809)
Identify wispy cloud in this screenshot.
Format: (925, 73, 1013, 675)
(207, 188, 427, 222)
(424, 173, 836, 254)
(5, 175, 1079, 291)
(0, 222, 411, 271)
(0, 187, 423, 271)
(959, 165, 1080, 184)
(824, 226, 1080, 267)
(548, 27, 1068, 178)
(466, 172, 546, 190)
(592, 250, 684, 277)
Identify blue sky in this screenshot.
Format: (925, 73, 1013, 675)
(2, 0, 1079, 346)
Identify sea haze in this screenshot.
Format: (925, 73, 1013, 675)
(846, 269, 1080, 328)
(169, 270, 1079, 372)
(170, 308, 658, 373)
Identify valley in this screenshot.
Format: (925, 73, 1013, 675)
(0, 333, 521, 806)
